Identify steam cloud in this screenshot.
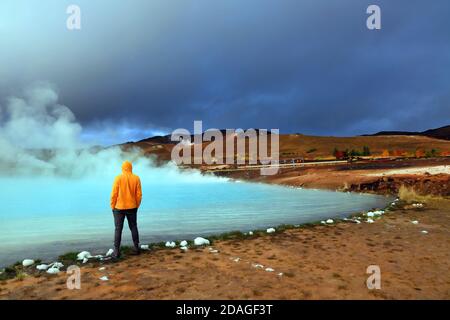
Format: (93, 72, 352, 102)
(0, 83, 218, 183)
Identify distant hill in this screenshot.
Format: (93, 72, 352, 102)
(135, 129, 272, 145)
(137, 135, 173, 144)
(364, 125, 450, 141)
(123, 129, 450, 162)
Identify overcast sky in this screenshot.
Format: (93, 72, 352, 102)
(0, 0, 449, 144)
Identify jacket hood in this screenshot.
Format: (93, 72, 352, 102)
(122, 161, 133, 173)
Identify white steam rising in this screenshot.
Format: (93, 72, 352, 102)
(0, 84, 219, 183)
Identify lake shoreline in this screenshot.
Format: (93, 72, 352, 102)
(1, 196, 449, 299)
(0, 190, 392, 271)
(1, 163, 449, 299)
(0, 180, 390, 268)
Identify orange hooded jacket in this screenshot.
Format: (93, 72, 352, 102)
(110, 161, 142, 210)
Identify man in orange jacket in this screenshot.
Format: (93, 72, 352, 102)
(110, 161, 143, 258)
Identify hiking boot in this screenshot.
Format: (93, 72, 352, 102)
(129, 244, 141, 255)
(112, 248, 121, 259)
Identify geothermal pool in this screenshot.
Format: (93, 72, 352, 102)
(0, 175, 390, 267)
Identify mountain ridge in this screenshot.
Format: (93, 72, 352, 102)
(363, 125, 450, 140)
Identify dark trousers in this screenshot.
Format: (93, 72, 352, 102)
(113, 208, 140, 255)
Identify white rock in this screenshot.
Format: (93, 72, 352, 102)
(194, 237, 210, 246)
(320, 221, 326, 224)
(36, 264, 49, 271)
(421, 230, 428, 234)
(46, 267, 60, 274)
(248, 231, 254, 236)
(411, 220, 419, 225)
(265, 268, 274, 272)
(209, 249, 219, 253)
(99, 276, 109, 281)
(165, 241, 176, 248)
(50, 262, 64, 269)
(77, 251, 92, 261)
(233, 257, 240, 263)
(354, 219, 361, 224)
(140, 244, 150, 250)
(326, 219, 334, 224)
(367, 218, 374, 223)
(22, 259, 34, 267)
(179, 240, 188, 247)
(180, 246, 188, 251)
(277, 272, 283, 277)
(106, 249, 114, 257)
(252, 263, 264, 269)
(82, 258, 89, 264)
(98, 267, 106, 271)
(266, 228, 276, 233)
(374, 210, 384, 216)
(366, 212, 374, 217)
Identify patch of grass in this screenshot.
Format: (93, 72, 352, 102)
(0, 265, 21, 281)
(209, 230, 247, 242)
(151, 241, 168, 249)
(120, 246, 133, 255)
(58, 251, 78, 262)
(15, 271, 26, 281)
(276, 224, 296, 232)
(398, 185, 443, 204)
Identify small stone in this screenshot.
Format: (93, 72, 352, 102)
(36, 264, 49, 271)
(179, 240, 188, 247)
(46, 267, 60, 274)
(22, 259, 34, 267)
(194, 237, 210, 246)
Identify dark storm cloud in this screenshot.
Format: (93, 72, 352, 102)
(1, 0, 449, 143)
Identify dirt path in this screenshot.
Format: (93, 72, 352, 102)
(1, 200, 449, 300)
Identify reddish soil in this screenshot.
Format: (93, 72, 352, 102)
(216, 158, 450, 196)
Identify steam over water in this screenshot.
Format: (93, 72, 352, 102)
(0, 84, 391, 266)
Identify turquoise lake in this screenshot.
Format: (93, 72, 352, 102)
(0, 175, 390, 267)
